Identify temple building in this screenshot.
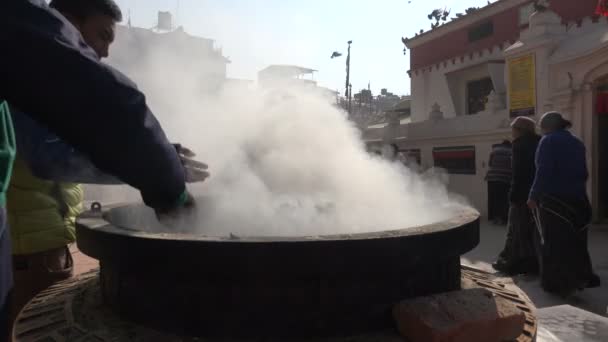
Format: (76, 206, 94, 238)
(365, 0, 608, 219)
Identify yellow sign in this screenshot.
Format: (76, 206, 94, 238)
(508, 54, 536, 117)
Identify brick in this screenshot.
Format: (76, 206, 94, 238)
(393, 288, 525, 342)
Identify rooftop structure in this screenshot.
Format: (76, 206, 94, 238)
(106, 11, 230, 97)
(258, 65, 318, 87)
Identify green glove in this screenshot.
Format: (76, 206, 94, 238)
(155, 190, 195, 223)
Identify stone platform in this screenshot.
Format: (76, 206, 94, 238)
(12, 266, 537, 342)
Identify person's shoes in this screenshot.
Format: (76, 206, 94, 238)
(510, 259, 539, 276)
(543, 283, 578, 298)
(558, 288, 578, 299)
(492, 259, 511, 273)
(493, 258, 538, 276)
(587, 274, 601, 288)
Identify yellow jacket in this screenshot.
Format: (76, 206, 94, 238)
(7, 158, 83, 255)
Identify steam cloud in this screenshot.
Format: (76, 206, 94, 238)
(86, 28, 470, 237)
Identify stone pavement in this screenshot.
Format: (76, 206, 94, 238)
(536, 305, 608, 342)
(463, 221, 608, 317)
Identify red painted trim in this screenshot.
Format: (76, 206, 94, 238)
(433, 151, 475, 159)
(409, 0, 598, 71)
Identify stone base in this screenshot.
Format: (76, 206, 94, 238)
(12, 266, 537, 342)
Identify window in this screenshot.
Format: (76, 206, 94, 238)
(433, 146, 476, 175)
(468, 21, 494, 42)
(467, 77, 494, 115)
(398, 149, 422, 167)
(406, 149, 422, 166)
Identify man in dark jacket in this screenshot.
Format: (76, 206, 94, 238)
(485, 140, 512, 225)
(0, 0, 200, 213)
(0, 0, 208, 338)
(493, 117, 540, 275)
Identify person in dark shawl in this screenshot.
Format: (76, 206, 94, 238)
(493, 117, 540, 275)
(528, 112, 600, 296)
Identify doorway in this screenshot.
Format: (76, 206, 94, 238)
(596, 79, 608, 221)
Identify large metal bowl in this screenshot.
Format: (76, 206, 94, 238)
(76, 199, 480, 338)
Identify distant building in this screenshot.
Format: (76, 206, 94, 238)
(367, 0, 607, 219)
(223, 78, 255, 92)
(359, 96, 411, 132)
(106, 12, 231, 96)
(258, 65, 318, 88)
(258, 65, 339, 101)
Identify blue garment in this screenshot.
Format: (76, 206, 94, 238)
(11, 108, 120, 184)
(0, 0, 185, 211)
(529, 130, 588, 201)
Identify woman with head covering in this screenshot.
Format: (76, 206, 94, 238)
(493, 116, 540, 275)
(528, 112, 600, 296)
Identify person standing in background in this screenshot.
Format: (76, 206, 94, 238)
(528, 112, 600, 296)
(381, 144, 400, 162)
(493, 117, 540, 275)
(485, 140, 512, 225)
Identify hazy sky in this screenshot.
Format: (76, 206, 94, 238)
(113, 0, 488, 96)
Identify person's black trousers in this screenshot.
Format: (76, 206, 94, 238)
(488, 181, 510, 223)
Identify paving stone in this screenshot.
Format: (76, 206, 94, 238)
(537, 305, 608, 342)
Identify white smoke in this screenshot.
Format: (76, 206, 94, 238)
(88, 27, 470, 237)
